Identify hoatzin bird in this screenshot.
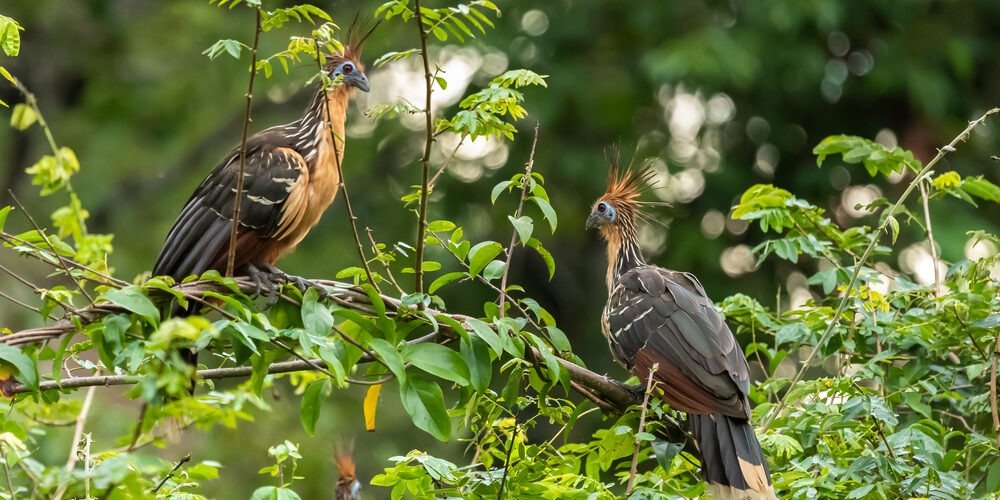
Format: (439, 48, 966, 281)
(153, 26, 373, 303)
(334, 441, 361, 500)
(586, 158, 776, 499)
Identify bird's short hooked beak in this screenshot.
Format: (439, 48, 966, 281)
(585, 212, 601, 230)
(349, 73, 370, 92)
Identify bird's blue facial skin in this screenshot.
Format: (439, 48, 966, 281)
(586, 201, 617, 228)
(330, 61, 370, 92)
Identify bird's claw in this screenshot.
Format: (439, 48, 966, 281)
(245, 264, 330, 301)
(246, 263, 283, 303)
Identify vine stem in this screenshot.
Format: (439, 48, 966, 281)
(225, 6, 261, 277)
(761, 107, 1000, 430)
(412, 0, 434, 299)
(315, 38, 379, 293)
(497, 123, 539, 318)
(626, 364, 658, 495)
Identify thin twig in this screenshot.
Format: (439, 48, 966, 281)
(315, 38, 379, 293)
(8, 191, 95, 305)
(225, 7, 261, 277)
(496, 416, 517, 500)
(0, 230, 126, 286)
(428, 136, 466, 188)
(0, 288, 54, 320)
(0, 262, 74, 318)
(626, 364, 658, 495)
(412, 0, 434, 300)
(498, 123, 539, 318)
(366, 227, 404, 294)
(53, 386, 97, 500)
(918, 179, 943, 295)
(151, 454, 191, 494)
(762, 107, 1000, 430)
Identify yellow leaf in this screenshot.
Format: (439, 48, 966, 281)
(364, 383, 381, 431)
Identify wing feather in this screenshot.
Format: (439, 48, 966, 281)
(152, 136, 306, 280)
(607, 265, 752, 419)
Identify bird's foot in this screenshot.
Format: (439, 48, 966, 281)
(245, 263, 284, 303)
(611, 378, 645, 402)
(247, 263, 329, 301)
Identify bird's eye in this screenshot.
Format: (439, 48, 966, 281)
(342, 63, 354, 74)
(597, 202, 608, 214)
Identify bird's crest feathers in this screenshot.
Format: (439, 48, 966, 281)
(342, 14, 379, 61)
(334, 439, 356, 480)
(599, 147, 667, 225)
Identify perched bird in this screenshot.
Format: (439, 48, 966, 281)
(586, 156, 775, 499)
(152, 22, 374, 295)
(334, 441, 361, 500)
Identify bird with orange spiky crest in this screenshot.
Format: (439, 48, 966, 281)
(586, 151, 776, 499)
(150, 19, 376, 390)
(334, 440, 361, 500)
(153, 19, 376, 298)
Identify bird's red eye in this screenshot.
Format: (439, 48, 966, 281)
(597, 202, 608, 214)
(342, 63, 354, 74)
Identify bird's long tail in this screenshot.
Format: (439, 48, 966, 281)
(690, 414, 776, 500)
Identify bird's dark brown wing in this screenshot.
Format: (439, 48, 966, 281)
(152, 129, 307, 280)
(606, 266, 752, 419)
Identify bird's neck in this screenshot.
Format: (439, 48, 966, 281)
(302, 87, 351, 165)
(604, 226, 645, 292)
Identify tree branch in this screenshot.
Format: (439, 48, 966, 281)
(412, 0, 434, 299)
(225, 6, 261, 277)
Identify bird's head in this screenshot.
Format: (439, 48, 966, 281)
(324, 17, 378, 93)
(334, 440, 361, 500)
(586, 149, 660, 242)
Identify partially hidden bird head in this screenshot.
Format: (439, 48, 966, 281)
(324, 17, 378, 93)
(334, 440, 361, 500)
(585, 149, 660, 242)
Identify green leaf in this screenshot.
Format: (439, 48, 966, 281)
(465, 318, 504, 356)
(0, 206, 11, 232)
(250, 486, 302, 500)
(526, 238, 555, 279)
(369, 338, 406, 383)
(0, 16, 24, 57)
(10, 103, 36, 130)
(987, 460, 1000, 494)
(404, 343, 470, 386)
(530, 196, 557, 232)
(491, 180, 512, 203)
(482, 260, 506, 281)
(400, 376, 451, 441)
(460, 335, 491, 391)
(299, 379, 327, 436)
(651, 441, 683, 472)
(429, 272, 465, 294)
(0, 344, 37, 390)
(467, 241, 503, 276)
(507, 215, 534, 244)
(962, 176, 1000, 203)
(100, 286, 159, 325)
(300, 288, 333, 335)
